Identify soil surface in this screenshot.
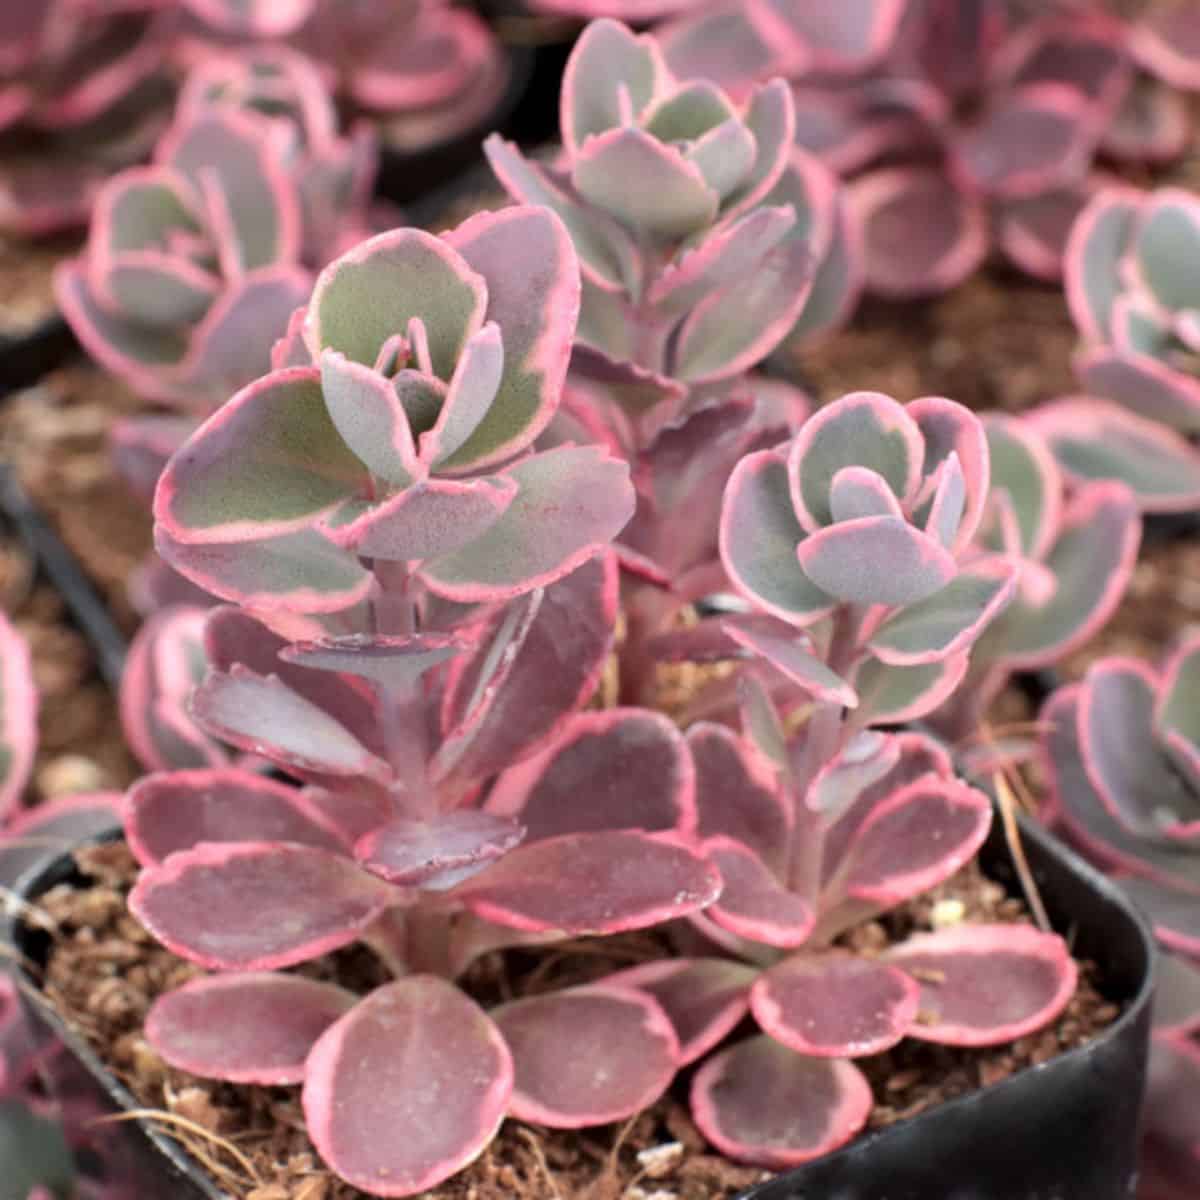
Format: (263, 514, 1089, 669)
(31, 841, 1117, 1200)
(0, 234, 77, 341)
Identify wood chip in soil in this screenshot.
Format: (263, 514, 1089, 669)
(29, 842, 1118, 1200)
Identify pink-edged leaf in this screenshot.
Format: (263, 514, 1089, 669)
(331, 477, 517, 564)
(420, 323, 503, 467)
(280, 632, 468, 689)
(0, 613, 37, 819)
(318, 349, 420, 488)
(1154, 953, 1200, 1034)
(659, 1, 777, 97)
(573, 126, 719, 240)
(889, 924, 1077, 1046)
(724, 620, 857, 707)
(441, 207, 583, 471)
(851, 167, 987, 297)
(130, 842, 394, 970)
(494, 985, 678, 1127)
(1064, 189, 1138, 344)
(111, 414, 196, 505)
(974, 481, 1139, 669)
(1132, 6, 1200, 90)
(752, 953, 919, 1057)
(125, 768, 349, 867)
(1080, 659, 1200, 841)
(830, 776, 992, 908)
(0, 794, 122, 889)
(788, 390, 924, 530)
(1075, 348, 1200, 435)
(418, 445, 634, 602)
(702, 835, 813, 948)
(147, 972, 354, 1085)
(720, 449, 834, 626)
(997, 184, 1094, 281)
(691, 1035, 873, 1168)
(907, 395, 990, 552)
(787, 185, 863, 347)
(437, 553, 616, 784)
(751, 0, 906, 72)
(189, 669, 387, 781)
(303, 977, 512, 1196)
(1103, 76, 1191, 165)
(356, 812, 525, 887)
(304, 226, 486, 378)
(851, 652, 970, 727)
(1031, 398, 1200, 514)
(722, 79, 797, 220)
(867, 557, 1018, 666)
(689, 722, 789, 869)
(1116, 877, 1200, 959)
(797, 517, 956, 608)
(1158, 637, 1200, 796)
(486, 708, 693, 841)
(448, 830, 721, 935)
(809, 731, 902, 823)
(982, 415, 1063, 561)
(602, 958, 758, 1066)
(155, 368, 365, 545)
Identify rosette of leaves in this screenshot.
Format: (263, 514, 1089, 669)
(123, 576, 724, 1193)
(177, 0, 509, 155)
(1041, 636, 1200, 966)
(933, 414, 1141, 739)
(0, 0, 173, 238)
(1064, 185, 1200, 444)
(153, 207, 637, 615)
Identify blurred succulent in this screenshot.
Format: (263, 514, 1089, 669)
(178, 0, 509, 154)
(0, 0, 173, 238)
(933, 414, 1140, 739)
(0, 613, 36, 824)
(1065, 186, 1200, 445)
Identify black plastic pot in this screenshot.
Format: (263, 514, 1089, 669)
(0, 314, 75, 400)
(735, 814, 1155, 1200)
(5, 809, 1153, 1200)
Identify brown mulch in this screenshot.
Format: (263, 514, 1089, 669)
(0, 233, 77, 341)
(29, 841, 1118, 1200)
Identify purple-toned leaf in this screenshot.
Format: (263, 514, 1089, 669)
(809, 731, 901, 822)
(111, 414, 196, 505)
(494, 985, 678, 1127)
(752, 953, 919, 1057)
(303, 977, 512, 1196)
(125, 768, 349, 867)
(449, 830, 720, 935)
(147, 973, 354, 1085)
(419, 323, 503, 466)
(828, 465, 903, 523)
(1132, 6, 1200, 90)
(1116, 876, 1200, 959)
(973, 481, 1139, 669)
(441, 207, 583, 471)
(280, 632, 469, 689)
(907, 395, 990, 552)
(356, 811, 524, 887)
(1132, 190, 1200, 313)
(691, 1035, 872, 1167)
(851, 168, 987, 297)
(1079, 659, 1200, 841)
(831, 776, 991, 908)
(689, 722, 789, 869)
(996, 184, 1094, 281)
(724, 621, 857, 707)
(0, 794, 122, 890)
(0, 613, 37, 820)
(867, 558, 1018, 666)
(130, 842, 394, 970)
(418, 446, 634, 602)
(797, 516, 956, 608)
(1064, 189, 1138, 344)
(603, 958, 757, 1065)
(305, 227, 488, 378)
(982, 415, 1062, 561)
(155, 368, 365, 545)
(851, 652, 970, 727)
(659, 3, 777, 97)
(889, 924, 1077, 1046)
(100, 253, 218, 328)
(787, 185, 863, 347)
(486, 708, 693, 841)
(720, 449, 834, 626)
(751, 0, 906, 72)
(702, 836, 813, 948)
(1103, 77, 1190, 165)
(1151, 952, 1200, 1033)
(1031, 399, 1200, 513)
(1158, 637, 1200, 796)
(189, 669, 387, 781)
(1075, 349, 1200, 435)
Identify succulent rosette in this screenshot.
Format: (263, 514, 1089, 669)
(154, 207, 637, 618)
(178, 0, 509, 155)
(0, 0, 173, 238)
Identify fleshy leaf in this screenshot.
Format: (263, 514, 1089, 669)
(147, 973, 355, 1085)
(702, 836, 813, 948)
(126, 768, 349, 867)
(889, 924, 1077, 1046)
(1158, 637, 1200, 797)
(1133, 190, 1200, 313)
(130, 843, 394, 970)
(494, 986, 678, 1127)
(0, 613, 37, 819)
(356, 812, 525, 888)
(751, 0, 906, 71)
(690, 1035, 873, 1168)
(751, 953, 918, 1057)
(851, 652, 970, 728)
(724, 621, 857, 707)
(1115, 876, 1200, 958)
(280, 632, 468, 689)
(1075, 349, 1200, 435)
(449, 831, 720, 934)
(303, 977, 512, 1196)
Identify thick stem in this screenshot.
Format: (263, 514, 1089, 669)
(404, 908, 455, 977)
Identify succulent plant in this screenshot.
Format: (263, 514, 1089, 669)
(0, 0, 173, 238)
(0, 613, 36, 824)
(558, 390, 1076, 1166)
(178, 0, 509, 154)
(1064, 185, 1200, 449)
